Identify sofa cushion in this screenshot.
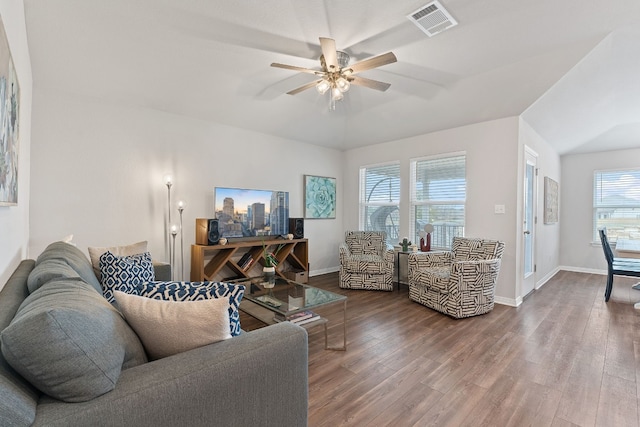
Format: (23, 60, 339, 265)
(452, 238, 500, 262)
(135, 281, 245, 336)
(27, 258, 81, 294)
(0, 260, 39, 427)
(345, 231, 386, 256)
(88, 241, 148, 281)
(99, 251, 155, 304)
(114, 291, 231, 360)
(413, 266, 451, 293)
(342, 254, 388, 274)
(0, 280, 147, 403)
(35, 241, 102, 294)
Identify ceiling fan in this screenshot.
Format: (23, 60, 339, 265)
(271, 37, 397, 110)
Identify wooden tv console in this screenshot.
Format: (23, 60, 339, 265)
(190, 238, 309, 283)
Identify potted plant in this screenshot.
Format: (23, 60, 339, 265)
(262, 227, 276, 287)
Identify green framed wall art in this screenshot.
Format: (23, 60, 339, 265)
(304, 175, 336, 219)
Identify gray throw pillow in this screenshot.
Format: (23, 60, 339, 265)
(26, 258, 82, 294)
(0, 279, 147, 402)
(35, 241, 103, 294)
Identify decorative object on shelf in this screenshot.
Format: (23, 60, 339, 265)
(262, 264, 276, 289)
(0, 16, 20, 206)
(419, 224, 434, 252)
(219, 237, 228, 245)
(177, 200, 185, 280)
(287, 233, 294, 240)
(400, 237, 411, 252)
(263, 266, 276, 285)
(261, 228, 279, 278)
(410, 244, 418, 252)
(544, 176, 559, 224)
(170, 225, 178, 281)
(304, 175, 336, 219)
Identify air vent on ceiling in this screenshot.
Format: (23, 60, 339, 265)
(407, 1, 458, 37)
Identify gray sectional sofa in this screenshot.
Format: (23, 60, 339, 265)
(0, 242, 309, 426)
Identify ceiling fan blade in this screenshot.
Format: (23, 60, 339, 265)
(287, 80, 322, 95)
(346, 52, 397, 75)
(319, 37, 338, 71)
(271, 63, 322, 75)
(350, 76, 392, 92)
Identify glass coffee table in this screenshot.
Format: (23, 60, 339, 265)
(233, 276, 347, 351)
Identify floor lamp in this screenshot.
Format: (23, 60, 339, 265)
(170, 226, 177, 281)
(164, 174, 173, 271)
(178, 201, 185, 280)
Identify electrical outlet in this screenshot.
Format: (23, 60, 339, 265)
(494, 204, 506, 214)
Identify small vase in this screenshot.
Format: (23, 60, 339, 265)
(263, 266, 276, 288)
(420, 234, 431, 252)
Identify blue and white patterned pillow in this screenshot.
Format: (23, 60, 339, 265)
(99, 251, 155, 304)
(135, 281, 245, 336)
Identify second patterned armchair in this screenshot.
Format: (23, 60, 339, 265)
(339, 231, 394, 291)
(408, 237, 504, 318)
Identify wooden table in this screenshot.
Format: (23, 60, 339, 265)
(615, 239, 640, 259)
(616, 239, 640, 290)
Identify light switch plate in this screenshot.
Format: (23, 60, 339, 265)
(494, 204, 506, 214)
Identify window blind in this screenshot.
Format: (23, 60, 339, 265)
(410, 154, 466, 249)
(359, 162, 401, 244)
(593, 169, 640, 242)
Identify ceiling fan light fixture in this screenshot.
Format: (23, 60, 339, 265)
(331, 87, 344, 101)
(316, 79, 331, 94)
(271, 37, 396, 111)
(336, 77, 350, 92)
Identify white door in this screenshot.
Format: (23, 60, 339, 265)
(522, 147, 538, 297)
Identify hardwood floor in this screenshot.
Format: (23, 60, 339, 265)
(240, 271, 640, 426)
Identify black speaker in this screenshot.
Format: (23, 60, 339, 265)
(196, 218, 220, 245)
(289, 218, 304, 239)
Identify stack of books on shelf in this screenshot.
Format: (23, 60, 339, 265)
(238, 252, 254, 270)
(274, 310, 320, 325)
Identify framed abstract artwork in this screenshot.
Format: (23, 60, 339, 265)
(304, 175, 336, 219)
(0, 16, 20, 206)
(544, 176, 558, 224)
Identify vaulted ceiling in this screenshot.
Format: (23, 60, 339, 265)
(23, 0, 640, 153)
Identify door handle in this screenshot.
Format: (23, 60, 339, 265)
(524, 230, 530, 235)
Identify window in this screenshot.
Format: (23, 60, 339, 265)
(594, 169, 640, 242)
(359, 162, 400, 244)
(410, 153, 466, 249)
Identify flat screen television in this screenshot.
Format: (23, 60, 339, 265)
(214, 187, 289, 240)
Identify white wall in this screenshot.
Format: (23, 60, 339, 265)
(518, 119, 562, 292)
(30, 88, 344, 279)
(560, 147, 640, 272)
(0, 0, 32, 289)
(343, 117, 521, 303)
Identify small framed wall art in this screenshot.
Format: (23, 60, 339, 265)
(0, 15, 20, 206)
(304, 175, 336, 219)
(544, 176, 559, 224)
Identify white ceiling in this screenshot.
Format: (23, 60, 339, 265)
(22, 0, 640, 153)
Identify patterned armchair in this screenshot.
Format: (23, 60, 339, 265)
(408, 237, 505, 318)
(339, 231, 394, 291)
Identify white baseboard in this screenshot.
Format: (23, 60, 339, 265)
(494, 296, 521, 307)
(309, 266, 339, 277)
(559, 265, 606, 275)
(535, 266, 561, 290)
